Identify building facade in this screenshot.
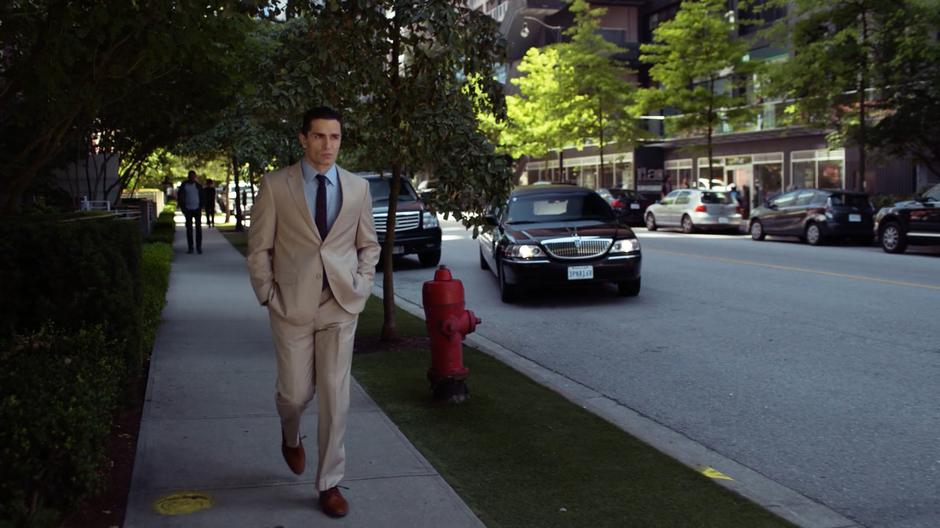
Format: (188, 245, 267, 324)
(473, 0, 938, 208)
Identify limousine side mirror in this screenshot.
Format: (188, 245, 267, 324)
(766, 202, 777, 210)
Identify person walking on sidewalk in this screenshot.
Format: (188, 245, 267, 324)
(203, 178, 218, 227)
(246, 106, 381, 519)
(177, 170, 204, 254)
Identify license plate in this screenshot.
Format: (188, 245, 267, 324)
(718, 217, 729, 224)
(849, 214, 861, 222)
(392, 245, 404, 255)
(568, 266, 593, 280)
(630, 203, 640, 210)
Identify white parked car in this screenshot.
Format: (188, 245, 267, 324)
(645, 189, 743, 233)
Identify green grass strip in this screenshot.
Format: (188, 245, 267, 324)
(353, 298, 793, 528)
(221, 229, 792, 527)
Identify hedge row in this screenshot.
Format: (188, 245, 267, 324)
(0, 214, 175, 526)
(0, 216, 143, 372)
(140, 242, 173, 356)
(0, 325, 122, 526)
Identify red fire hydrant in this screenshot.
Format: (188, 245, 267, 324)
(422, 265, 481, 402)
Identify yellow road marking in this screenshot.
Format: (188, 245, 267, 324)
(700, 466, 734, 480)
(154, 492, 214, 516)
(649, 249, 940, 291)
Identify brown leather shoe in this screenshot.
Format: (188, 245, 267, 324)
(281, 430, 305, 475)
(318, 487, 349, 518)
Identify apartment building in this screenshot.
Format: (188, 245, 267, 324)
(472, 0, 937, 206)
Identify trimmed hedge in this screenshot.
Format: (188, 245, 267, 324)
(146, 210, 176, 245)
(140, 242, 173, 356)
(0, 216, 143, 372)
(0, 325, 122, 527)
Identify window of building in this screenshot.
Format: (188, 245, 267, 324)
(790, 149, 845, 190)
(666, 159, 693, 189)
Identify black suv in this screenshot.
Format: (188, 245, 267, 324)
(874, 183, 940, 253)
(748, 189, 875, 245)
(362, 173, 442, 267)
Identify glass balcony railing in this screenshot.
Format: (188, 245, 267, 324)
(657, 100, 794, 140)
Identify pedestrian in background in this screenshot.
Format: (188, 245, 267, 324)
(204, 179, 217, 227)
(246, 106, 381, 518)
(177, 170, 203, 254)
(661, 173, 673, 198)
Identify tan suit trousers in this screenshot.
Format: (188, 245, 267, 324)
(269, 286, 357, 491)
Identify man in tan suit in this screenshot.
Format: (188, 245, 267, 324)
(247, 106, 380, 518)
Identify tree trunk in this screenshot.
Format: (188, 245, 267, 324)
(381, 14, 402, 342)
(598, 98, 605, 189)
(232, 155, 244, 232)
(223, 168, 232, 224)
(857, 8, 869, 192)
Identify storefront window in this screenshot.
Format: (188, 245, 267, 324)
(792, 161, 815, 189)
(752, 163, 783, 208)
(818, 160, 843, 189)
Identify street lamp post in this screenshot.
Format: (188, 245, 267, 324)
(520, 16, 562, 42)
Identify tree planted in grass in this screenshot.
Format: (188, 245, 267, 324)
(282, 1, 512, 341)
(637, 0, 758, 186)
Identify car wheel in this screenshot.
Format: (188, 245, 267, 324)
(418, 248, 441, 267)
(498, 265, 517, 303)
(880, 221, 907, 253)
(681, 215, 695, 234)
(645, 213, 657, 231)
(617, 277, 641, 297)
(479, 247, 490, 270)
(750, 220, 765, 241)
(805, 223, 823, 246)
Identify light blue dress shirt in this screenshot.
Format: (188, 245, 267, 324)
(300, 161, 341, 234)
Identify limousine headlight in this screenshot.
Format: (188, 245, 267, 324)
(422, 212, 439, 228)
(610, 238, 640, 253)
(504, 244, 543, 259)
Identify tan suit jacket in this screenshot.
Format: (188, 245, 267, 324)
(247, 163, 380, 325)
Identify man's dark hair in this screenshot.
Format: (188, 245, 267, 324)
(301, 106, 343, 134)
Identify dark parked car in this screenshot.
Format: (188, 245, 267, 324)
(748, 189, 874, 245)
(596, 187, 654, 226)
(362, 173, 442, 266)
(874, 183, 940, 253)
(478, 184, 642, 302)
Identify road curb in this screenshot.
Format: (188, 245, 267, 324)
(380, 287, 863, 528)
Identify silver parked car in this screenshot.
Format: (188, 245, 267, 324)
(644, 189, 743, 233)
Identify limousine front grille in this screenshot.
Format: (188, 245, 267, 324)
(542, 237, 612, 259)
(374, 211, 420, 233)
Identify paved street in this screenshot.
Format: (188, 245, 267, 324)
(384, 218, 940, 528)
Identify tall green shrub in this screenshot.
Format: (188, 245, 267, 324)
(0, 216, 143, 372)
(140, 242, 173, 356)
(0, 325, 122, 527)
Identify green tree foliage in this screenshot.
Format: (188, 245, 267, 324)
(273, 1, 511, 340)
(0, 1, 261, 212)
(866, 1, 940, 179)
(637, 0, 758, 183)
(178, 18, 290, 230)
(505, 46, 570, 167)
(762, 0, 934, 188)
(560, 0, 643, 179)
(504, 1, 642, 180)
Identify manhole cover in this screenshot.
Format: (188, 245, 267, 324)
(154, 492, 213, 516)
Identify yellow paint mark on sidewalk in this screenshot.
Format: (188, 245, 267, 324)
(700, 466, 734, 481)
(649, 249, 940, 291)
(154, 492, 214, 516)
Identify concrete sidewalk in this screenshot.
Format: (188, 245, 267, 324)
(124, 225, 483, 527)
